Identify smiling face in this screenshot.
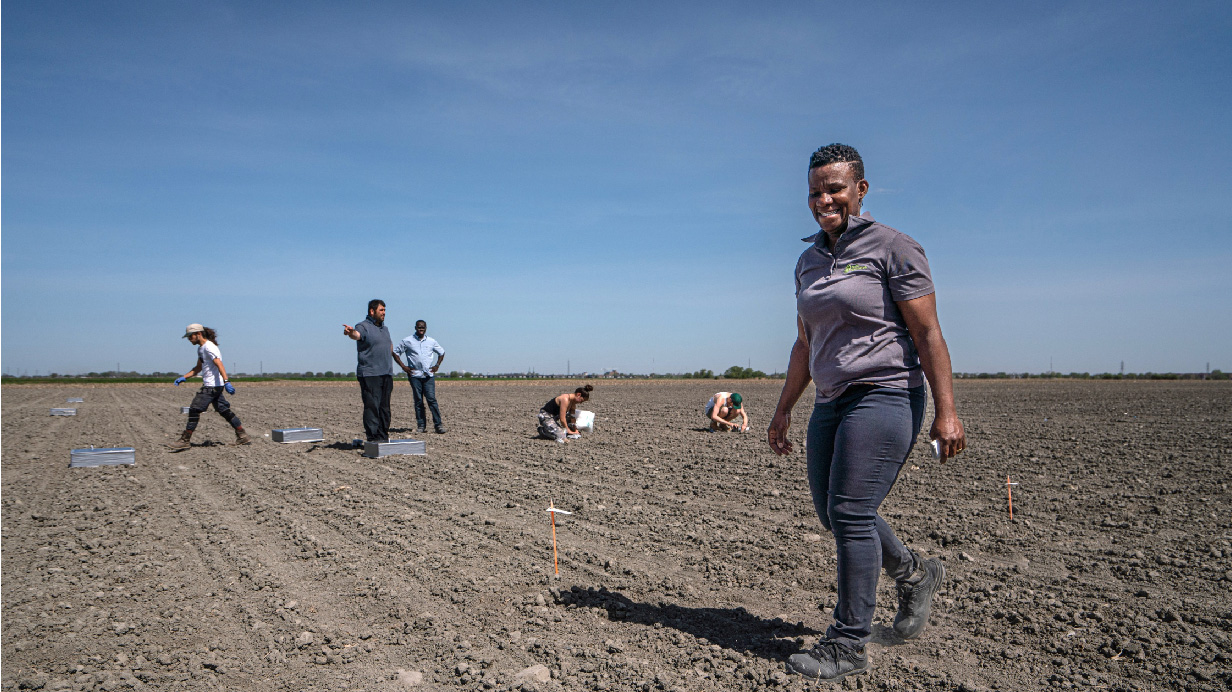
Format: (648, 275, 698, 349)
(808, 162, 869, 236)
(415, 321, 426, 338)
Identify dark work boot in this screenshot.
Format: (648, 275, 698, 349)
(787, 639, 869, 681)
(894, 555, 946, 639)
(234, 427, 251, 445)
(170, 430, 193, 450)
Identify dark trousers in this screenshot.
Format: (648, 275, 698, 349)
(408, 375, 443, 430)
(187, 386, 241, 431)
(357, 375, 393, 442)
(806, 384, 926, 647)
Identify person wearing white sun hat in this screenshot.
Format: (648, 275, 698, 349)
(170, 324, 250, 449)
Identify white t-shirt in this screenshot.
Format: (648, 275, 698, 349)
(198, 341, 224, 387)
(705, 392, 732, 416)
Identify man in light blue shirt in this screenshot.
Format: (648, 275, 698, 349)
(393, 320, 447, 434)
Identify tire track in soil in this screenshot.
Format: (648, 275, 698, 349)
(171, 448, 478, 684)
(103, 386, 459, 691)
(101, 385, 280, 690)
(129, 428, 576, 684)
(58, 389, 389, 689)
(3, 387, 257, 690)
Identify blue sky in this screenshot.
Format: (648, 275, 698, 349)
(3, 1, 1230, 376)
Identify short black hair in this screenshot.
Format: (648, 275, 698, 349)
(808, 143, 864, 181)
(368, 299, 385, 313)
(415, 320, 427, 328)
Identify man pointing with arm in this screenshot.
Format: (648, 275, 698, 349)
(344, 299, 395, 443)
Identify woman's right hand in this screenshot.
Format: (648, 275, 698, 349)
(767, 410, 793, 455)
(930, 412, 966, 463)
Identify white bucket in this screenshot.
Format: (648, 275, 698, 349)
(574, 410, 595, 432)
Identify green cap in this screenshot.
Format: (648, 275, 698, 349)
(730, 393, 742, 408)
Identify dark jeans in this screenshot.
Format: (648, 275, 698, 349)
(186, 386, 241, 431)
(408, 375, 443, 430)
(357, 375, 393, 442)
(806, 384, 926, 647)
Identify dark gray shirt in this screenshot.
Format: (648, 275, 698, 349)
(795, 213, 934, 403)
(354, 316, 394, 377)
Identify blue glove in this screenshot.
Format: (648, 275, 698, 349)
(224, 382, 235, 395)
(174, 377, 186, 386)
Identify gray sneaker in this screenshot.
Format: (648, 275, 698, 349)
(893, 556, 946, 639)
(786, 639, 869, 681)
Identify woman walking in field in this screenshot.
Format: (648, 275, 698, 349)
(537, 384, 593, 443)
(767, 144, 966, 682)
(170, 324, 250, 448)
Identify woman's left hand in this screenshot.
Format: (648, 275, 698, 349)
(930, 412, 966, 463)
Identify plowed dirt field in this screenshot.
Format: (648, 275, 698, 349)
(3, 379, 1230, 692)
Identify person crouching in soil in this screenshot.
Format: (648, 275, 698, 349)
(537, 384, 593, 443)
(706, 391, 748, 432)
(170, 324, 250, 448)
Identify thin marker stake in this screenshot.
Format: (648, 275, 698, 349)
(546, 501, 573, 576)
(1006, 476, 1019, 519)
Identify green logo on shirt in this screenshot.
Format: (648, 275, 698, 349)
(843, 263, 870, 274)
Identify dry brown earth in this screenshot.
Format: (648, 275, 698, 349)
(2, 379, 1230, 692)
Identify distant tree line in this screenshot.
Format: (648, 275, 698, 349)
(722, 366, 769, 379)
(5, 369, 1224, 382)
(955, 370, 1228, 380)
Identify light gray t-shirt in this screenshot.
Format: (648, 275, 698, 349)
(795, 213, 934, 403)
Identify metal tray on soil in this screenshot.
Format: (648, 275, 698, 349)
(70, 447, 136, 468)
(272, 427, 325, 443)
(363, 439, 426, 458)
(50, 408, 77, 416)
(66, 397, 84, 403)
(181, 406, 192, 414)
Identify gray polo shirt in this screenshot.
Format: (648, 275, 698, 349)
(354, 316, 394, 377)
(795, 213, 934, 403)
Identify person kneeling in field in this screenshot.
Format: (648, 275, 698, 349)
(170, 324, 250, 448)
(537, 385, 593, 443)
(706, 391, 748, 432)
